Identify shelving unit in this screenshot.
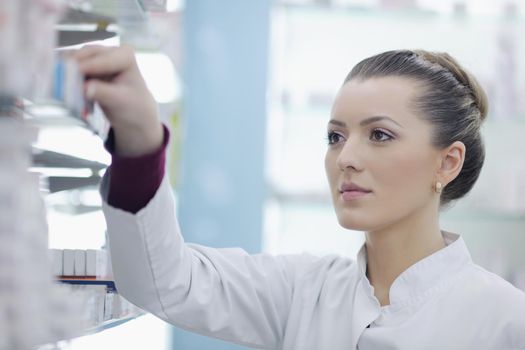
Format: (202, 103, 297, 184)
(0, 0, 167, 348)
(43, 0, 153, 340)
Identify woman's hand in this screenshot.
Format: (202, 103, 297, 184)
(71, 45, 164, 157)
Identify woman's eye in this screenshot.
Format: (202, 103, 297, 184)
(370, 129, 393, 142)
(326, 131, 344, 145)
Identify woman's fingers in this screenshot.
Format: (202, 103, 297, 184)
(77, 45, 136, 77)
(71, 44, 163, 157)
(69, 44, 108, 60)
(85, 79, 120, 110)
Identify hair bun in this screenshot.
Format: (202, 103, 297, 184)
(414, 50, 488, 123)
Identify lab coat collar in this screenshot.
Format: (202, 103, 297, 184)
(356, 230, 472, 308)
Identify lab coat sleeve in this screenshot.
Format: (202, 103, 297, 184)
(100, 171, 312, 349)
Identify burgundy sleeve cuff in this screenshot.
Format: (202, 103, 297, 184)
(104, 124, 170, 214)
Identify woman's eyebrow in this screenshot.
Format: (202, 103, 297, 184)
(328, 116, 403, 128)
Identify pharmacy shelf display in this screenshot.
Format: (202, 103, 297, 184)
(0, 0, 164, 348)
(57, 0, 167, 48)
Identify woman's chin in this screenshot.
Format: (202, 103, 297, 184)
(336, 216, 370, 231)
(334, 208, 376, 231)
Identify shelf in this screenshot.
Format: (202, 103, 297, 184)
(57, 0, 166, 48)
(55, 277, 146, 337)
(48, 176, 102, 193)
(24, 99, 110, 167)
(87, 314, 144, 334)
(60, 7, 115, 26)
(58, 7, 117, 47)
(33, 148, 107, 170)
(275, 0, 525, 19)
(57, 277, 117, 292)
(140, 0, 167, 12)
(86, 0, 168, 18)
(89, 0, 147, 24)
(31, 148, 106, 193)
(59, 29, 118, 47)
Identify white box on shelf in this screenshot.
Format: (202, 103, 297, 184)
(74, 250, 86, 276)
(86, 249, 109, 277)
(70, 284, 107, 328)
(104, 292, 115, 321)
(86, 249, 97, 277)
(112, 293, 123, 319)
(93, 285, 107, 325)
(63, 249, 75, 276)
(51, 249, 63, 276)
(99, 250, 110, 278)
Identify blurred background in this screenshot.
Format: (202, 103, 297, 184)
(40, 0, 524, 349)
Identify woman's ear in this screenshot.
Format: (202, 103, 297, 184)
(438, 141, 466, 185)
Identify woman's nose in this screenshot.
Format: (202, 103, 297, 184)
(336, 138, 363, 172)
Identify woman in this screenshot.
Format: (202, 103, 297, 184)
(74, 46, 525, 349)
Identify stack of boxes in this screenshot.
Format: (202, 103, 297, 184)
(51, 249, 109, 277)
(50, 248, 142, 329)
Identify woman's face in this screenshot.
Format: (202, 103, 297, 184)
(325, 76, 442, 232)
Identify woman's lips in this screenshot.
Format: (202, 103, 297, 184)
(340, 190, 371, 201)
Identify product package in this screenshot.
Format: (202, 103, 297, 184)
(53, 55, 109, 137)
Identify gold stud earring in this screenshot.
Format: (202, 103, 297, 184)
(435, 182, 443, 194)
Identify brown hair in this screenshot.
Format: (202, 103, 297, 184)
(345, 49, 488, 207)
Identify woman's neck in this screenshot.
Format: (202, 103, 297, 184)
(364, 201, 446, 306)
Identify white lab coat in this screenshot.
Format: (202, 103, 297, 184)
(100, 173, 525, 350)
